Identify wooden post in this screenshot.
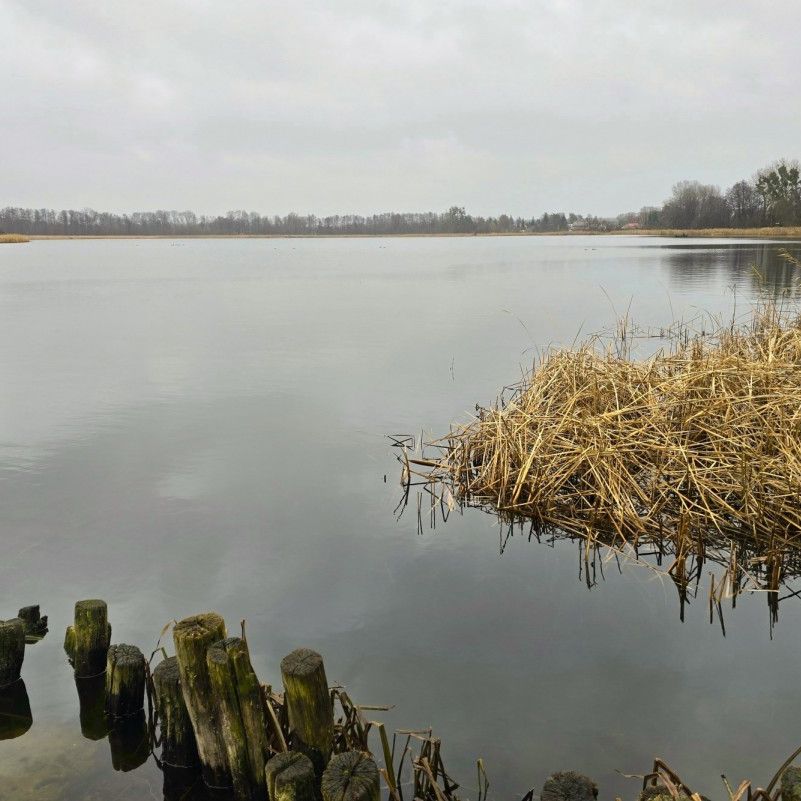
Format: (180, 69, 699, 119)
(266, 752, 317, 801)
(541, 771, 598, 801)
(280, 648, 334, 773)
(72, 599, 111, 677)
(207, 639, 253, 800)
(0, 618, 25, 688)
(75, 673, 109, 740)
(108, 709, 150, 772)
(0, 679, 32, 740)
(17, 605, 48, 639)
(173, 612, 230, 789)
(152, 656, 199, 768)
(105, 644, 146, 718)
(225, 638, 271, 792)
(321, 751, 380, 801)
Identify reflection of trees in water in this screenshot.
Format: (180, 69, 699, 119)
(664, 244, 801, 295)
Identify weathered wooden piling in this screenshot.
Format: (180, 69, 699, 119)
(17, 605, 48, 639)
(266, 752, 317, 801)
(75, 673, 110, 740)
(281, 647, 334, 773)
(541, 771, 598, 801)
(71, 599, 111, 677)
(109, 709, 150, 772)
(153, 656, 199, 768)
(225, 638, 271, 791)
(173, 612, 230, 788)
(105, 644, 146, 718)
(321, 751, 380, 801)
(0, 618, 25, 687)
(0, 680, 32, 740)
(207, 639, 254, 800)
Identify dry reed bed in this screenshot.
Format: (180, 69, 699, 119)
(0, 234, 30, 243)
(408, 305, 801, 614)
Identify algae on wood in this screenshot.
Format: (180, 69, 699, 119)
(173, 612, 230, 788)
(207, 638, 253, 799)
(72, 599, 111, 677)
(153, 656, 199, 768)
(266, 751, 317, 801)
(281, 647, 334, 773)
(105, 644, 146, 718)
(0, 618, 25, 688)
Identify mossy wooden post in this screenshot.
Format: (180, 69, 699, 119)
(153, 656, 199, 768)
(226, 638, 270, 792)
(280, 648, 334, 773)
(0, 680, 32, 740)
(0, 619, 25, 688)
(105, 644, 146, 718)
(266, 752, 317, 801)
(17, 605, 47, 639)
(207, 639, 253, 800)
(321, 751, 380, 801)
(173, 612, 230, 788)
(72, 599, 111, 677)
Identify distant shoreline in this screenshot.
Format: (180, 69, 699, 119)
(16, 227, 801, 241)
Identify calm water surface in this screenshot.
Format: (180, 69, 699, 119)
(1, 236, 800, 801)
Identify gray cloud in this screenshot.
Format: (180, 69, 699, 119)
(2, 0, 799, 216)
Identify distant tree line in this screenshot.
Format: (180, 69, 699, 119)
(1, 159, 798, 236)
(619, 159, 801, 230)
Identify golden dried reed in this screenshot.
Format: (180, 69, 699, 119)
(412, 301, 801, 614)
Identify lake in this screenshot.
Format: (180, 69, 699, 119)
(1, 235, 800, 801)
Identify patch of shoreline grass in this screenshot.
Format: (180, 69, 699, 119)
(0, 234, 30, 244)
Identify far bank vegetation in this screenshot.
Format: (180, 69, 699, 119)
(1, 159, 799, 237)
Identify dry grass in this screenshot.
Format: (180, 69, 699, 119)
(405, 292, 801, 621)
(622, 227, 801, 239)
(0, 234, 30, 244)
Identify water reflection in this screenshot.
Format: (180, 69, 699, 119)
(75, 673, 110, 741)
(661, 242, 801, 294)
(0, 680, 32, 740)
(108, 710, 150, 772)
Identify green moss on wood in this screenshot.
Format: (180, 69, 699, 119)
(280, 648, 334, 773)
(173, 612, 230, 789)
(72, 599, 110, 677)
(266, 751, 317, 801)
(0, 618, 25, 687)
(105, 644, 146, 718)
(153, 656, 199, 768)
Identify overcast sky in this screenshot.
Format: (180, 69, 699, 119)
(2, 0, 799, 217)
